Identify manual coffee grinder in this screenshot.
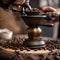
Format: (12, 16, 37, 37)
(22, 12, 59, 49)
(21, 0, 58, 49)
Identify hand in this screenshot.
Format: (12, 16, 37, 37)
(41, 6, 58, 22)
(26, 8, 40, 12)
(41, 6, 56, 12)
(14, 0, 25, 5)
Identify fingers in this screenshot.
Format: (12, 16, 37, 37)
(42, 6, 56, 12)
(14, 0, 25, 5)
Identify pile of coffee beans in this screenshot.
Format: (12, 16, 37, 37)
(0, 36, 60, 51)
(46, 40, 60, 50)
(0, 36, 25, 50)
(0, 35, 60, 60)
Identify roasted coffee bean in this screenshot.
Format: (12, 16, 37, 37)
(45, 58, 50, 60)
(0, 35, 60, 60)
(0, 39, 60, 51)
